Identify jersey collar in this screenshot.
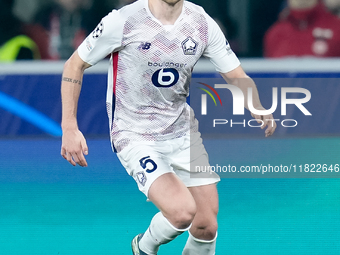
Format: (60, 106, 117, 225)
(144, 0, 185, 28)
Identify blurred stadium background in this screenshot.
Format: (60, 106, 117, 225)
(11, 0, 283, 57)
(1, 0, 340, 254)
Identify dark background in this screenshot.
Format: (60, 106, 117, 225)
(8, 0, 284, 57)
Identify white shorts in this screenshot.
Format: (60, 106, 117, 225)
(116, 132, 220, 197)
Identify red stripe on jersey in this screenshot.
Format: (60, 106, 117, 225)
(112, 52, 119, 95)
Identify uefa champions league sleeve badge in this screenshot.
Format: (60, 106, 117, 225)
(92, 21, 104, 39)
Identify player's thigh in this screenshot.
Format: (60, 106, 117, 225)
(148, 172, 197, 228)
(188, 184, 219, 228)
(117, 143, 175, 196)
(118, 143, 196, 228)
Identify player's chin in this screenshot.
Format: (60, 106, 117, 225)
(162, 0, 183, 6)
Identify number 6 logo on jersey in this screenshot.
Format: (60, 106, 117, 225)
(152, 68, 179, 88)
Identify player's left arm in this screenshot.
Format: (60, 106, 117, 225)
(220, 66, 277, 137)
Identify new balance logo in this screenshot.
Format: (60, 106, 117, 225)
(138, 42, 152, 50)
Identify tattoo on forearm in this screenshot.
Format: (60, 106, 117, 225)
(62, 77, 82, 85)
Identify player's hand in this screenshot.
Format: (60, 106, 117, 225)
(251, 112, 277, 137)
(61, 129, 88, 167)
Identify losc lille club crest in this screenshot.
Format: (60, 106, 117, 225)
(182, 37, 198, 55)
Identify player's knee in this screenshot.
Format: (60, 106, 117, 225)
(173, 208, 196, 229)
(204, 222, 218, 240)
(169, 200, 197, 229)
(193, 219, 218, 240)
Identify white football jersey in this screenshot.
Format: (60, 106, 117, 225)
(78, 0, 240, 152)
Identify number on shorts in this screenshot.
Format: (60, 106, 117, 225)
(139, 156, 158, 173)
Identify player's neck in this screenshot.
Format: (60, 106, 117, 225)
(148, 0, 184, 25)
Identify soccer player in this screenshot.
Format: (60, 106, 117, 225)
(60, 0, 276, 254)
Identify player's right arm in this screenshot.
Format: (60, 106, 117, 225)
(60, 50, 91, 167)
(60, 10, 124, 166)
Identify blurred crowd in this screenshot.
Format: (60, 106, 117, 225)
(1, 0, 340, 62)
(0, 0, 114, 61)
(264, 0, 340, 57)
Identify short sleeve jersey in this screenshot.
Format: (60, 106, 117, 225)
(78, 0, 240, 152)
